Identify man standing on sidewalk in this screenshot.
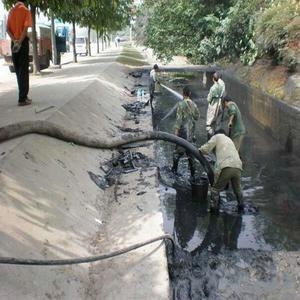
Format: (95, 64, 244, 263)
(6, 0, 32, 106)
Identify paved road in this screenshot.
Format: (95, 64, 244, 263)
(0, 46, 121, 126)
(0, 43, 100, 93)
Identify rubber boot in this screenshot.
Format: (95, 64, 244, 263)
(172, 156, 180, 175)
(210, 189, 220, 214)
(236, 194, 244, 213)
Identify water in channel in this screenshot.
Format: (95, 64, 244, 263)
(152, 71, 300, 253)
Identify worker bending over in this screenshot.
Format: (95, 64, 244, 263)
(199, 129, 244, 214)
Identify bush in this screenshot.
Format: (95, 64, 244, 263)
(214, 0, 269, 65)
(255, 0, 300, 70)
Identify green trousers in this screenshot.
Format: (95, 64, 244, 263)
(210, 167, 243, 209)
(231, 134, 244, 152)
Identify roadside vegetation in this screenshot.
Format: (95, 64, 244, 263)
(116, 45, 148, 66)
(134, 0, 299, 72)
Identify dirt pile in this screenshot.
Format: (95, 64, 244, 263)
(225, 58, 300, 106)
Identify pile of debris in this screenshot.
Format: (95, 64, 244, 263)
(122, 101, 147, 115)
(88, 150, 155, 190)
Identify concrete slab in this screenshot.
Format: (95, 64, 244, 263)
(0, 47, 170, 299)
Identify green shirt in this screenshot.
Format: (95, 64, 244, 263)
(227, 101, 246, 138)
(174, 98, 200, 141)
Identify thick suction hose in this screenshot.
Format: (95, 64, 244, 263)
(0, 120, 214, 183)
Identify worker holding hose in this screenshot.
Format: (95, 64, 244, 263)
(172, 86, 200, 181)
(145, 64, 160, 108)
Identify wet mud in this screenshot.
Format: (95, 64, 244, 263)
(150, 71, 300, 299)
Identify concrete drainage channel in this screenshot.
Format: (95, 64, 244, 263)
(132, 69, 300, 299)
(1, 65, 298, 298)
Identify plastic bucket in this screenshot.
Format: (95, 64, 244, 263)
(191, 176, 209, 203)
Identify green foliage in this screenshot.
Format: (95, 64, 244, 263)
(138, 0, 300, 69)
(142, 0, 226, 63)
(255, 0, 300, 70)
(4, 0, 131, 36)
(191, 37, 217, 65)
(82, 0, 131, 34)
(210, 0, 273, 65)
(139, 0, 264, 65)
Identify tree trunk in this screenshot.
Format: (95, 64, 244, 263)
(104, 34, 107, 49)
(72, 20, 77, 63)
(96, 29, 99, 54)
(101, 35, 104, 51)
(109, 34, 112, 47)
(30, 5, 40, 74)
(88, 26, 91, 56)
(50, 11, 58, 65)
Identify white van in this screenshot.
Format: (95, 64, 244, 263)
(75, 36, 87, 55)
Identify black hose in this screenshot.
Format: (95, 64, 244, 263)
(0, 234, 174, 266)
(0, 121, 214, 184)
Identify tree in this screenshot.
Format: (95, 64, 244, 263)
(141, 0, 221, 62)
(4, 0, 131, 67)
(255, 0, 300, 70)
(84, 0, 131, 54)
(4, 0, 81, 71)
(49, 0, 83, 63)
(137, 0, 295, 67)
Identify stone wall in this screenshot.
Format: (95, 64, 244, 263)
(223, 73, 300, 156)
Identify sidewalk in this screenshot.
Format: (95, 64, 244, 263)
(0, 46, 170, 300)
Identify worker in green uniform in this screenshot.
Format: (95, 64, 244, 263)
(222, 95, 246, 151)
(172, 86, 200, 180)
(199, 129, 244, 214)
